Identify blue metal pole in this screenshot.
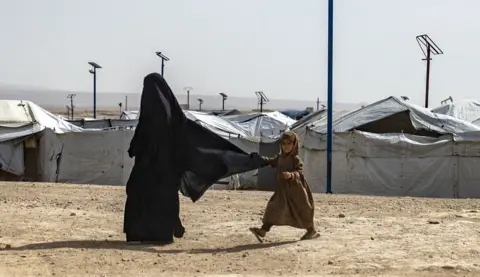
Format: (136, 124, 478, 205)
(93, 68, 97, 119)
(326, 0, 334, 194)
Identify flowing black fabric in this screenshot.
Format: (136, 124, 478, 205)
(123, 73, 267, 243)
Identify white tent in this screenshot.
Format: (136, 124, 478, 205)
(0, 100, 83, 177)
(302, 96, 480, 149)
(184, 111, 247, 138)
(0, 100, 82, 142)
(296, 96, 480, 198)
(116, 110, 249, 138)
(0, 100, 134, 185)
(302, 131, 480, 198)
(291, 109, 352, 146)
(223, 111, 295, 138)
(432, 99, 480, 123)
(50, 129, 134, 185)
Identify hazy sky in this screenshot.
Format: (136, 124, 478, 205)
(0, 0, 478, 107)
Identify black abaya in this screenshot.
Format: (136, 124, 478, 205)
(123, 73, 185, 243)
(123, 73, 267, 243)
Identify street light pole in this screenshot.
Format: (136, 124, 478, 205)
(184, 87, 193, 110)
(219, 92, 228, 111)
(88, 62, 102, 119)
(155, 52, 170, 76)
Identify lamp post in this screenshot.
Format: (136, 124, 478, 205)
(219, 92, 228, 111)
(88, 62, 102, 119)
(155, 52, 170, 76)
(184, 86, 193, 110)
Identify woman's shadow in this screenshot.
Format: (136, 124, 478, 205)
(2, 239, 296, 254)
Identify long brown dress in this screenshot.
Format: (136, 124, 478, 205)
(261, 132, 315, 230)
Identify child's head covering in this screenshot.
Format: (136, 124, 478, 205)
(280, 131, 299, 156)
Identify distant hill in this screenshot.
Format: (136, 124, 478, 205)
(0, 84, 366, 112)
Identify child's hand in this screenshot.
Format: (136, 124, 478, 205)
(281, 172, 292, 180)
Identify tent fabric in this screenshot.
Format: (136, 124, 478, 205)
(264, 111, 297, 126)
(234, 116, 283, 137)
(30, 129, 141, 185)
(0, 99, 83, 143)
(308, 96, 480, 137)
(207, 109, 242, 116)
(292, 109, 352, 145)
(55, 130, 134, 185)
(280, 109, 311, 120)
(120, 111, 139, 120)
(472, 118, 480, 127)
(0, 100, 35, 128)
(224, 111, 295, 138)
(0, 100, 82, 132)
(291, 109, 353, 132)
(301, 130, 480, 198)
(115, 110, 249, 138)
(290, 109, 327, 130)
(37, 129, 64, 182)
(0, 139, 25, 175)
(431, 99, 480, 123)
(0, 99, 82, 178)
(0, 124, 44, 143)
(68, 119, 137, 130)
(184, 111, 247, 138)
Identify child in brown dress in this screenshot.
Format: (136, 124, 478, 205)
(249, 131, 319, 242)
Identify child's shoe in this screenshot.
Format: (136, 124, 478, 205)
(249, 227, 266, 243)
(300, 230, 320, 240)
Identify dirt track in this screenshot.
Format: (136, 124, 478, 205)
(0, 182, 479, 276)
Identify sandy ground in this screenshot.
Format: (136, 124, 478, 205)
(0, 182, 479, 277)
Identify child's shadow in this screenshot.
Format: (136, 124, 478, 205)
(3, 239, 296, 254)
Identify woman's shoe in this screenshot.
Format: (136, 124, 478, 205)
(300, 230, 320, 240)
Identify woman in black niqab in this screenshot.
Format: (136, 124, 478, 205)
(123, 73, 187, 244)
(124, 73, 269, 243)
